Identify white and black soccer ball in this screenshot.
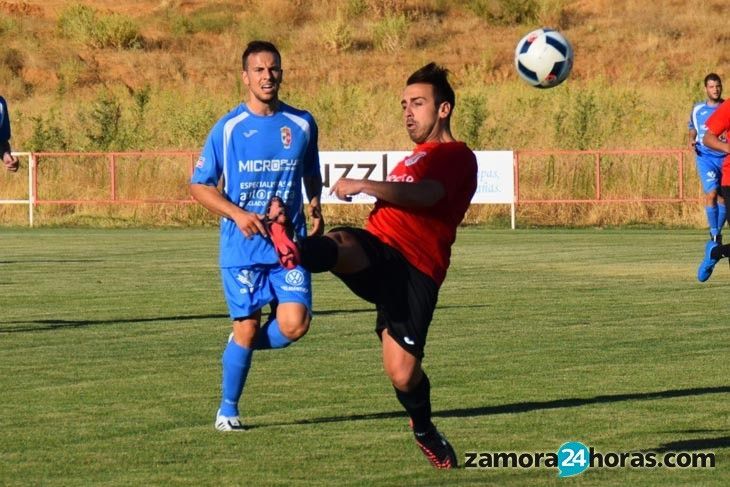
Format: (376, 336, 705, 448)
(514, 28, 573, 89)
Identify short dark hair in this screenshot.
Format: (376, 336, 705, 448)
(406, 62, 455, 110)
(705, 73, 722, 86)
(242, 40, 281, 70)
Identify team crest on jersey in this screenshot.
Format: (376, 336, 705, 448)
(404, 152, 427, 167)
(280, 126, 292, 149)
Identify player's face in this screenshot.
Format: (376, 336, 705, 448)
(242, 51, 283, 107)
(706, 80, 722, 103)
(401, 83, 450, 144)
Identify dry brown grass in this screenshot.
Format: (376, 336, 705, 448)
(0, 0, 726, 227)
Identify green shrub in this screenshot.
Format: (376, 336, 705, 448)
(94, 13, 141, 49)
(169, 7, 236, 36)
(455, 93, 487, 149)
(372, 13, 409, 52)
(58, 4, 140, 49)
(322, 12, 354, 52)
(467, 0, 539, 25)
(28, 112, 68, 152)
(84, 91, 123, 150)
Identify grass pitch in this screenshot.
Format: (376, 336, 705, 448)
(0, 227, 728, 486)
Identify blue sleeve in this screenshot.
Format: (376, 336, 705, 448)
(0, 97, 10, 143)
(688, 105, 696, 131)
(191, 121, 224, 186)
(303, 115, 320, 179)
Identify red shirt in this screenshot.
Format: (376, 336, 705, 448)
(705, 101, 730, 185)
(365, 141, 477, 285)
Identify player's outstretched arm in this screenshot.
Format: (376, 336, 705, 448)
(703, 131, 730, 154)
(688, 128, 698, 150)
(330, 177, 444, 208)
(190, 183, 268, 238)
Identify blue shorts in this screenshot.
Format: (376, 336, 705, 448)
(696, 154, 724, 193)
(220, 264, 312, 320)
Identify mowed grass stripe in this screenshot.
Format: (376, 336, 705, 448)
(0, 228, 727, 486)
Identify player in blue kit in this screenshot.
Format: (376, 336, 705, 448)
(689, 73, 725, 243)
(1, 96, 20, 172)
(190, 40, 323, 431)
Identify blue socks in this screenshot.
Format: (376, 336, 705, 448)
(255, 319, 293, 350)
(219, 340, 253, 417)
(706, 205, 721, 238)
(219, 321, 295, 417)
(717, 204, 726, 238)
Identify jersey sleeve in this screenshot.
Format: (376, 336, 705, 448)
(0, 97, 10, 143)
(302, 114, 320, 179)
(688, 106, 696, 131)
(190, 121, 224, 186)
(706, 101, 730, 136)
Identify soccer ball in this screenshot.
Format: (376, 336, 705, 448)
(514, 28, 573, 88)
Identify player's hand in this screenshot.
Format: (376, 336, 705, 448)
(330, 178, 364, 202)
(234, 210, 268, 238)
(308, 203, 324, 237)
(3, 152, 19, 172)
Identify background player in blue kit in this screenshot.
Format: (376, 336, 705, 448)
(1, 95, 20, 172)
(190, 40, 323, 431)
(689, 73, 725, 243)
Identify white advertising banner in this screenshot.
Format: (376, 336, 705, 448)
(316, 150, 515, 206)
(472, 151, 515, 204)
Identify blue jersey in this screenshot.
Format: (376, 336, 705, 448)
(689, 101, 726, 158)
(0, 96, 10, 143)
(191, 102, 320, 268)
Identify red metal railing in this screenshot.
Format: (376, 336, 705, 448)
(513, 148, 698, 204)
(4, 148, 702, 227)
(32, 151, 198, 205)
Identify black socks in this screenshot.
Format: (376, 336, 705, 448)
(394, 374, 432, 434)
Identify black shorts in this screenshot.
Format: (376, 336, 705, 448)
(329, 226, 439, 359)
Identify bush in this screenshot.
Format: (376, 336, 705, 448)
(466, 0, 539, 25)
(27, 112, 68, 152)
(455, 93, 487, 149)
(58, 4, 140, 49)
(169, 6, 237, 36)
(372, 13, 409, 52)
(322, 12, 354, 53)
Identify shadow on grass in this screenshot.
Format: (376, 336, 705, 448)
(0, 304, 489, 333)
(652, 436, 730, 452)
(0, 259, 105, 264)
(0, 314, 231, 333)
(250, 385, 730, 430)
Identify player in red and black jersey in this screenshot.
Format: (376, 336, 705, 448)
(292, 63, 477, 468)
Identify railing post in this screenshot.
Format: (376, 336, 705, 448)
(678, 150, 684, 200)
(595, 151, 601, 201)
(514, 150, 520, 204)
(29, 152, 35, 227)
(109, 153, 117, 201)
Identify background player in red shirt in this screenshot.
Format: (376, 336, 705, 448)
(294, 63, 477, 468)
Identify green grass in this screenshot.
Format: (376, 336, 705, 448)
(1, 227, 728, 486)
